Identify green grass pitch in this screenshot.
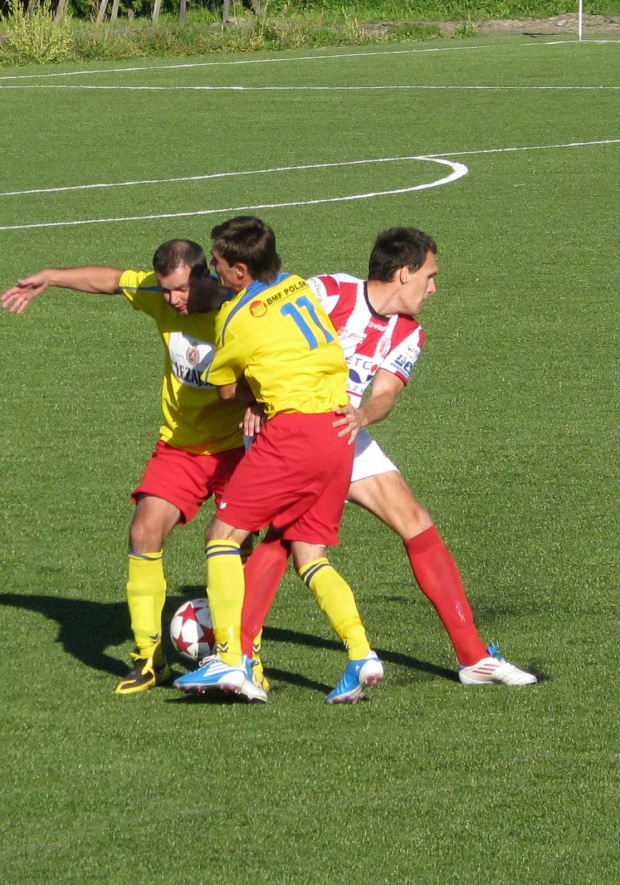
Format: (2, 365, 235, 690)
(0, 35, 618, 885)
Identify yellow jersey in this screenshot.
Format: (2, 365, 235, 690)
(119, 270, 244, 455)
(208, 273, 349, 417)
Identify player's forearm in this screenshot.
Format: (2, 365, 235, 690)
(356, 392, 396, 428)
(217, 382, 241, 402)
(42, 266, 124, 294)
(233, 375, 257, 406)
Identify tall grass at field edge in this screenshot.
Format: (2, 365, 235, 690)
(1, 1, 618, 66)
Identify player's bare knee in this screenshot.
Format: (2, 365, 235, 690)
(129, 514, 166, 553)
(403, 504, 434, 539)
(380, 485, 434, 538)
(291, 541, 327, 572)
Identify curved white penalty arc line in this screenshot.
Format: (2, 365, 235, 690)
(1, 141, 615, 200)
(0, 157, 467, 232)
(1, 154, 462, 198)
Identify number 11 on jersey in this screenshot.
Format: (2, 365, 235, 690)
(280, 295, 335, 350)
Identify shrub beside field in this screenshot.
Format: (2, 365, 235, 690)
(1, 1, 619, 65)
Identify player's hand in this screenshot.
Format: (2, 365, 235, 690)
(1, 272, 50, 314)
(241, 403, 266, 439)
(333, 403, 363, 444)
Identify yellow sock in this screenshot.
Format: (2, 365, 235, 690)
(298, 558, 371, 660)
(252, 631, 263, 662)
(127, 551, 166, 661)
(251, 632, 270, 690)
(205, 540, 244, 666)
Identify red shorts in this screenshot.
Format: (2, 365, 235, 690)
(132, 441, 245, 525)
(215, 413, 354, 546)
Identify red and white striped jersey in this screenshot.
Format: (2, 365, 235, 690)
(307, 273, 425, 407)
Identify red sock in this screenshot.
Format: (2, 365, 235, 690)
(241, 529, 290, 656)
(404, 526, 487, 666)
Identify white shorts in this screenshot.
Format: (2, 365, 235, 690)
(351, 428, 400, 483)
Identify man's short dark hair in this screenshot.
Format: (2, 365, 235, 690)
(152, 239, 207, 276)
(368, 227, 437, 282)
(187, 266, 230, 315)
(210, 216, 281, 284)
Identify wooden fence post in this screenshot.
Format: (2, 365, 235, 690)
(96, 0, 108, 23)
(222, 0, 261, 24)
(54, 0, 69, 21)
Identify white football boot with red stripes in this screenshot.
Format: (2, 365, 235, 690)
(458, 644, 537, 686)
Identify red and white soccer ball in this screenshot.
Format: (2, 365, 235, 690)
(169, 598, 215, 662)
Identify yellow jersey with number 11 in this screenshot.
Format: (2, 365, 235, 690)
(208, 273, 349, 417)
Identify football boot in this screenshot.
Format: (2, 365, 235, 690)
(114, 652, 171, 695)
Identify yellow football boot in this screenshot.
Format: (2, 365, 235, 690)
(114, 651, 171, 695)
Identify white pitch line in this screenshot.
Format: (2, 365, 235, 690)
(1, 139, 618, 232)
(0, 37, 611, 85)
(1, 83, 618, 91)
(544, 38, 619, 44)
(0, 46, 494, 82)
(0, 140, 616, 200)
(432, 137, 620, 158)
(0, 155, 451, 198)
(0, 157, 467, 232)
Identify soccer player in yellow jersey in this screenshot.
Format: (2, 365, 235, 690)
(1, 241, 247, 695)
(174, 216, 383, 704)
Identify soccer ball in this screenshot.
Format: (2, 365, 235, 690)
(169, 598, 215, 662)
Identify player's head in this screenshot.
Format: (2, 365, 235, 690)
(368, 227, 437, 282)
(152, 240, 208, 315)
(210, 216, 282, 289)
(368, 227, 438, 317)
(152, 239, 207, 276)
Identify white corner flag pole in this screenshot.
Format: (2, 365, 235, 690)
(578, 0, 583, 41)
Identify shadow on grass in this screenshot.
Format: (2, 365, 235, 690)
(0, 591, 133, 677)
(262, 627, 458, 684)
(0, 589, 457, 687)
(178, 584, 457, 685)
(0, 591, 191, 678)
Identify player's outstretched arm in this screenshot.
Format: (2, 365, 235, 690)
(2, 271, 52, 314)
(1, 266, 124, 315)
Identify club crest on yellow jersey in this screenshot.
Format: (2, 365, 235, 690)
(249, 300, 268, 317)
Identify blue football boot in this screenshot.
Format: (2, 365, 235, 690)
(326, 651, 384, 704)
(238, 656, 269, 704)
(173, 654, 246, 695)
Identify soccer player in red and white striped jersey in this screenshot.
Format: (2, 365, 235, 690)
(242, 227, 537, 687)
(307, 272, 425, 412)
